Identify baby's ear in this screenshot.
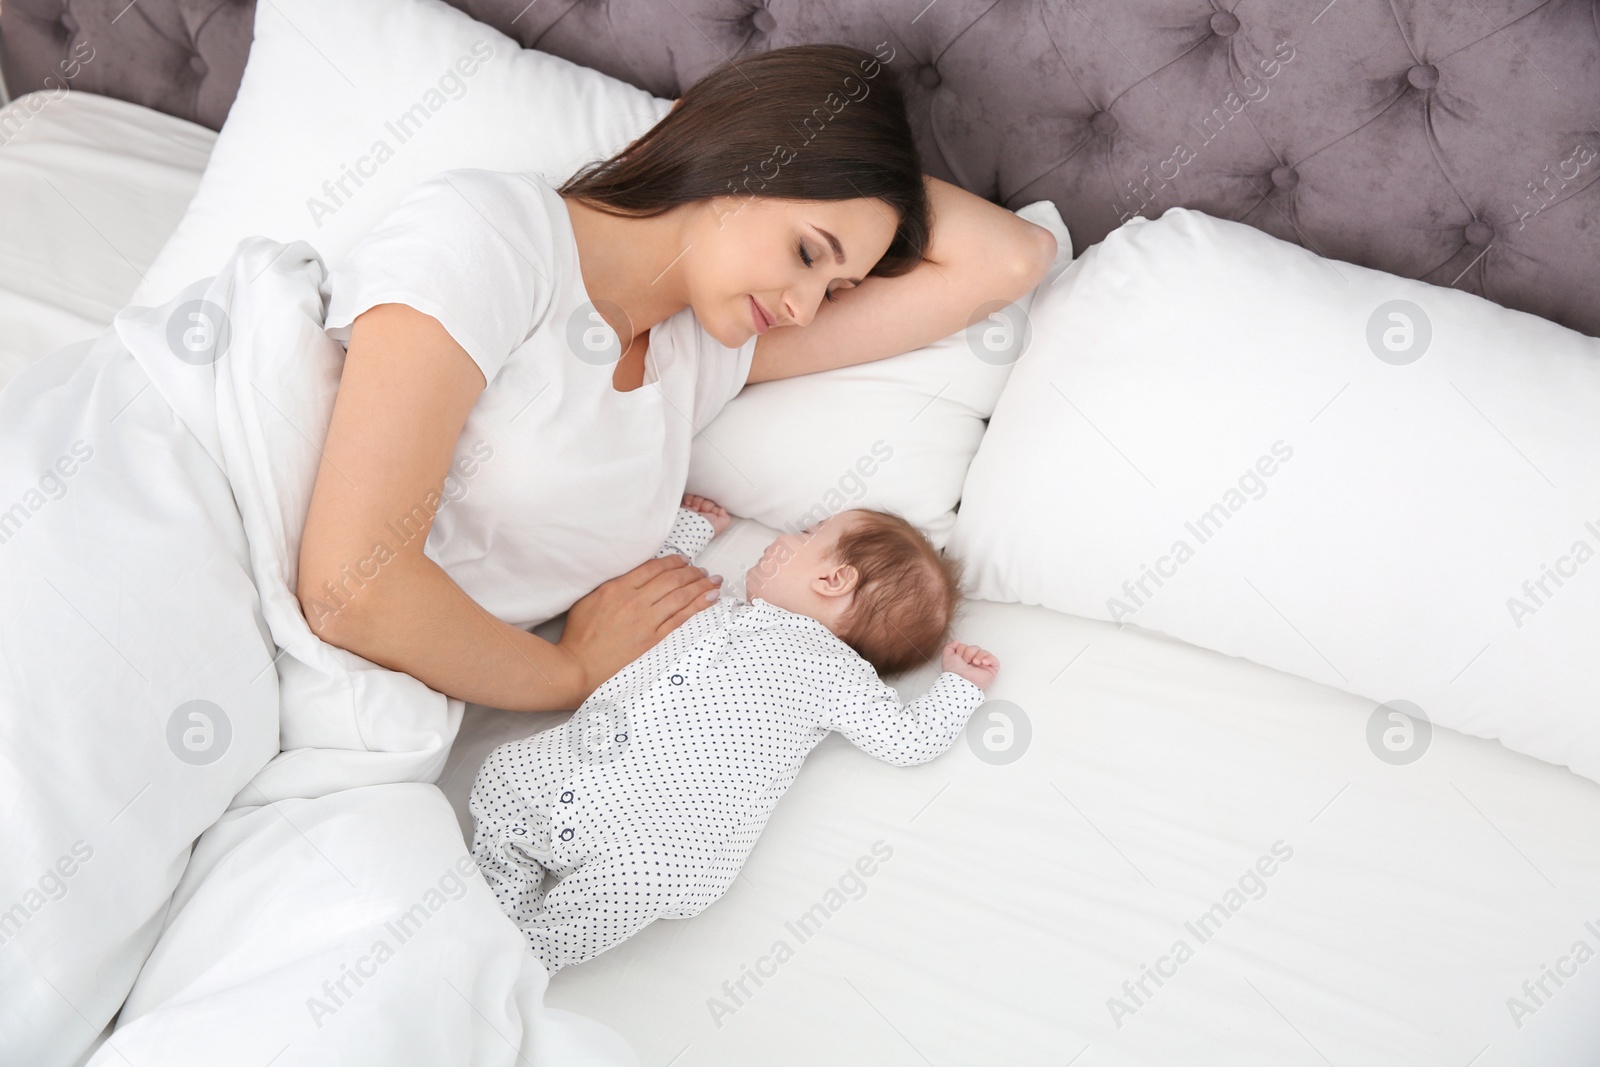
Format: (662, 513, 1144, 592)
(815, 562, 858, 597)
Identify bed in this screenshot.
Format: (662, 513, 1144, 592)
(3, 1, 1599, 1065)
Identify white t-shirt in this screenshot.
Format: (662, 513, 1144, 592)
(322, 168, 758, 630)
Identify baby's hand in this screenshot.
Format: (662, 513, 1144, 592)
(682, 493, 731, 537)
(942, 641, 999, 690)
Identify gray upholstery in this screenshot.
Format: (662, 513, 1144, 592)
(3, 0, 1598, 336)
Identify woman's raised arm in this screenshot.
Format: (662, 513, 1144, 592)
(745, 175, 1058, 384)
(296, 302, 719, 711)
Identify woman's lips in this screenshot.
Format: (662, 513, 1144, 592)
(749, 295, 773, 334)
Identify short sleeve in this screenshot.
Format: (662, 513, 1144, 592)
(656, 304, 757, 432)
(322, 168, 553, 386)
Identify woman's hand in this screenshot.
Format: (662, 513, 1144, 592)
(681, 492, 732, 537)
(557, 554, 722, 701)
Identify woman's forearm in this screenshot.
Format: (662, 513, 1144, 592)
(303, 554, 585, 712)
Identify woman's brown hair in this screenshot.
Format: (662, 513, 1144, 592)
(557, 43, 931, 278)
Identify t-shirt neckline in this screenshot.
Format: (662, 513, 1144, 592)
(533, 172, 667, 400)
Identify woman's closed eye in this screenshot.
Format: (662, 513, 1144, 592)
(798, 241, 841, 303)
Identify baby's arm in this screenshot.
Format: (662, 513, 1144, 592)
(652, 494, 733, 563)
(653, 508, 716, 563)
(827, 643, 999, 766)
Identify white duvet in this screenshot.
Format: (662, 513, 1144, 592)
(0, 239, 632, 1067)
(90, 783, 635, 1066)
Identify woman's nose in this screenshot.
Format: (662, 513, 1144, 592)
(784, 293, 820, 330)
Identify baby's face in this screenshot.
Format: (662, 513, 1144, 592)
(744, 510, 866, 616)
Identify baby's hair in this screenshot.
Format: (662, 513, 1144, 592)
(831, 510, 965, 677)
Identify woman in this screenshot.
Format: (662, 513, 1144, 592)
(298, 43, 1055, 713)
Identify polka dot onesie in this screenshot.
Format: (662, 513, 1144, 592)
(469, 509, 986, 973)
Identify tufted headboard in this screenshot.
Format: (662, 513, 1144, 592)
(4, 0, 1598, 337)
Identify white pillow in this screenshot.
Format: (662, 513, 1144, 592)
(129, 0, 671, 310)
(687, 201, 1071, 549)
(949, 207, 1600, 783)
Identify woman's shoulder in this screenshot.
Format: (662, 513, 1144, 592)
(399, 167, 562, 235)
(323, 167, 570, 385)
(356, 166, 569, 298)
(651, 303, 759, 431)
(431, 166, 562, 198)
(329, 167, 567, 294)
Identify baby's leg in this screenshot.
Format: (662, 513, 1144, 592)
(468, 742, 691, 971)
(500, 836, 692, 971)
(468, 741, 555, 928)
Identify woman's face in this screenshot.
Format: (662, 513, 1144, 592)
(681, 194, 900, 348)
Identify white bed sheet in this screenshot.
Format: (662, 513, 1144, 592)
(0, 89, 215, 389)
(441, 519, 1600, 1066)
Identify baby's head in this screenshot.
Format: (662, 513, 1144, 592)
(744, 509, 964, 676)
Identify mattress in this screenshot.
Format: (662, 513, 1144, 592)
(439, 520, 1600, 1066)
(5, 91, 1598, 1066)
(0, 90, 215, 388)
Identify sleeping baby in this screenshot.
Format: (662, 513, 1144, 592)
(468, 493, 1000, 973)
